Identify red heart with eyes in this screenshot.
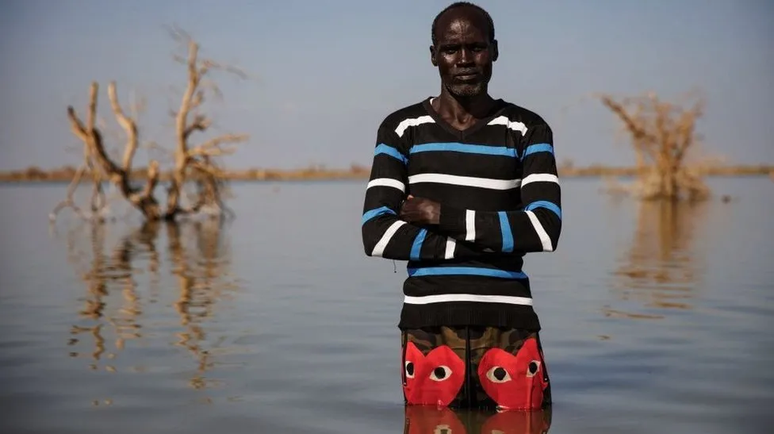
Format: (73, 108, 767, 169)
(403, 341, 465, 406)
(477, 337, 547, 410)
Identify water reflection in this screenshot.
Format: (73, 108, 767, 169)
(403, 406, 551, 434)
(59, 219, 238, 391)
(606, 199, 709, 319)
(165, 221, 238, 390)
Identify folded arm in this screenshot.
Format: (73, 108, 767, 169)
(361, 124, 486, 261)
(436, 123, 562, 253)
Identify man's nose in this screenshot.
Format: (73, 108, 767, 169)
(457, 47, 474, 64)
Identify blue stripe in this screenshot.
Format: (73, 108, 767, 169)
(525, 201, 562, 220)
(375, 144, 408, 164)
(362, 206, 395, 225)
(522, 143, 553, 160)
(407, 267, 528, 280)
(410, 229, 428, 261)
(498, 211, 514, 253)
(410, 142, 518, 158)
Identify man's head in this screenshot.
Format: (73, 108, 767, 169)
(430, 2, 498, 98)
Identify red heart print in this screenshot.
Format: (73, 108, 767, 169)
(403, 341, 465, 406)
(477, 337, 547, 410)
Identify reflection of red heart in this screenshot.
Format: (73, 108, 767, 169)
(481, 410, 551, 434)
(477, 338, 547, 410)
(404, 405, 466, 434)
(403, 342, 465, 406)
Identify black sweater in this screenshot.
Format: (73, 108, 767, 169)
(361, 97, 562, 331)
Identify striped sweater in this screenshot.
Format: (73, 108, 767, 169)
(361, 97, 562, 331)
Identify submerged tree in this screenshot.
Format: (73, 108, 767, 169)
(598, 91, 711, 202)
(51, 29, 248, 223)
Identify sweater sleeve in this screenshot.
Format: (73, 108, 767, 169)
(437, 123, 562, 253)
(361, 121, 486, 261)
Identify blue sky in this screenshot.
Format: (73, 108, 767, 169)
(1, 0, 772, 171)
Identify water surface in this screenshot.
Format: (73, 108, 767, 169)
(0, 177, 772, 433)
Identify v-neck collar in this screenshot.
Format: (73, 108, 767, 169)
(422, 96, 507, 140)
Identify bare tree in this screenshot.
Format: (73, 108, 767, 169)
(52, 31, 248, 223)
(597, 91, 711, 201)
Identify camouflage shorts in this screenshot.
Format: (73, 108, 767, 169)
(400, 326, 551, 410)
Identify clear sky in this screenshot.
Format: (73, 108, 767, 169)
(1, 0, 772, 171)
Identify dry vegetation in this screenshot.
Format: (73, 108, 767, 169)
(597, 90, 716, 201)
(2, 82, 771, 189)
(50, 29, 248, 224)
(3, 162, 770, 184)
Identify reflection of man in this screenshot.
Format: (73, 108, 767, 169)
(403, 405, 551, 434)
(361, 2, 562, 410)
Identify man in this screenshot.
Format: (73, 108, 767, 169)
(361, 2, 561, 411)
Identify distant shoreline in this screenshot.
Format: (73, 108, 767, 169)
(1, 164, 772, 183)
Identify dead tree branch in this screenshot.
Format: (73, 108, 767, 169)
(164, 33, 249, 220)
(53, 30, 249, 225)
(49, 164, 91, 221)
(50, 120, 110, 223)
(63, 82, 161, 221)
(597, 91, 710, 202)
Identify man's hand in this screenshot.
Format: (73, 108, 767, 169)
(400, 195, 441, 225)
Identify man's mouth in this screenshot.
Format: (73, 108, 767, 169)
(453, 71, 480, 81)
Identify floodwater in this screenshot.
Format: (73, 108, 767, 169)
(0, 177, 772, 434)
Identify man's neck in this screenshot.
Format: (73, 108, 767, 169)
(432, 89, 497, 130)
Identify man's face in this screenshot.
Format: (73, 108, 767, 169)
(431, 8, 498, 98)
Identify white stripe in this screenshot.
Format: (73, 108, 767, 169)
(372, 221, 406, 257)
(367, 178, 406, 192)
(526, 210, 553, 252)
(465, 210, 476, 241)
(444, 238, 456, 259)
(409, 173, 521, 190)
(487, 116, 528, 135)
(395, 115, 435, 137)
(521, 173, 559, 187)
(404, 294, 533, 306)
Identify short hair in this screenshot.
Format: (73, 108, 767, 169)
(431, 2, 495, 46)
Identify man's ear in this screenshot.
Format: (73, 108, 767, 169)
(429, 45, 438, 66)
(491, 39, 499, 62)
